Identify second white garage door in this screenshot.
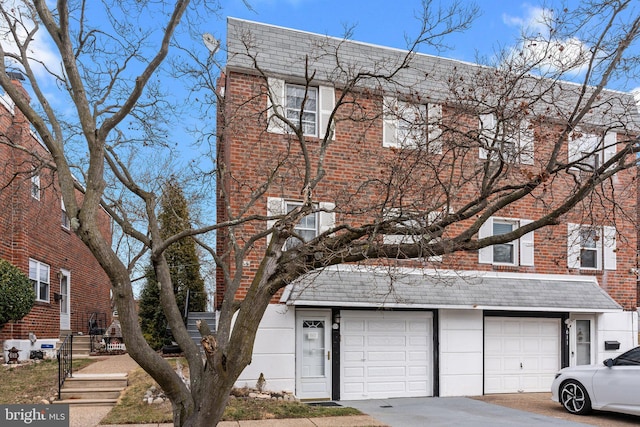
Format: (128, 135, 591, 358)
(484, 317, 560, 394)
(341, 311, 433, 400)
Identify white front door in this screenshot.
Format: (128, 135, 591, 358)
(296, 310, 332, 399)
(569, 316, 594, 366)
(59, 270, 70, 330)
(484, 317, 560, 393)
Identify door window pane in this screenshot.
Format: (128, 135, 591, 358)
(575, 320, 591, 365)
(302, 320, 325, 377)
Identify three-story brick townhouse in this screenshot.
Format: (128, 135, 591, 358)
(0, 75, 113, 358)
(216, 18, 639, 400)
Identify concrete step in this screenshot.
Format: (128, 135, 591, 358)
(53, 398, 118, 407)
(60, 387, 123, 400)
(63, 374, 128, 389)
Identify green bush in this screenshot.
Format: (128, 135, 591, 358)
(0, 258, 35, 326)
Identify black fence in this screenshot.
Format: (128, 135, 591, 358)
(57, 334, 73, 400)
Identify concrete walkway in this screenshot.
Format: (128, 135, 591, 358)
(68, 354, 384, 427)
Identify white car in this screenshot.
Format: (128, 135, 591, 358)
(551, 346, 640, 416)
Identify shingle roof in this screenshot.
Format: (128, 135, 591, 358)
(283, 266, 622, 312)
(226, 17, 640, 130)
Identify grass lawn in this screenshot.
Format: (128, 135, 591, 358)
(102, 363, 361, 424)
(0, 358, 97, 404)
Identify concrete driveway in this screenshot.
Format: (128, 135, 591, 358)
(341, 396, 590, 427)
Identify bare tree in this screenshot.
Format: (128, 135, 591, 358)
(0, 1, 638, 427)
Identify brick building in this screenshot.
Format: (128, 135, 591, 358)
(217, 19, 639, 400)
(0, 76, 112, 348)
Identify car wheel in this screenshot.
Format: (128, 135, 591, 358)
(560, 380, 592, 415)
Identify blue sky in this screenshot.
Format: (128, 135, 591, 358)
(217, 0, 559, 66)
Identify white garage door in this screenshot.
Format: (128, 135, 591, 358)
(341, 311, 433, 400)
(484, 317, 560, 394)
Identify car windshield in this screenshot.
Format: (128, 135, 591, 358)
(614, 347, 640, 366)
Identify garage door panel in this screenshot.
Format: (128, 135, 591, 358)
(341, 311, 433, 400)
(368, 336, 405, 346)
(485, 317, 560, 394)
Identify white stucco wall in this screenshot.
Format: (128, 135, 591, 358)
(234, 304, 296, 393)
(438, 309, 484, 396)
(595, 311, 638, 362)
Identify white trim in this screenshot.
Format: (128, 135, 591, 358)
(285, 299, 620, 313)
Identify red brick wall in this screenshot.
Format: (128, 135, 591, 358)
(0, 86, 112, 341)
(217, 71, 638, 310)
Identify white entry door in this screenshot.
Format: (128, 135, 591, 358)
(296, 310, 332, 399)
(59, 270, 70, 330)
(484, 317, 560, 393)
(569, 317, 594, 366)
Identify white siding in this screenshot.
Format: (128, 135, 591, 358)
(234, 304, 296, 393)
(595, 311, 639, 362)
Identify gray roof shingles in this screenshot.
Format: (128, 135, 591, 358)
(285, 269, 622, 311)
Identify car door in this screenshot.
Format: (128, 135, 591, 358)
(591, 347, 640, 415)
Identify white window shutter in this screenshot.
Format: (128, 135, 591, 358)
(567, 223, 581, 269)
(427, 210, 443, 262)
(479, 114, 496, 159)
(267, 78, 285, 134)
(478, 217, 493, 264)
(382, 97, 398, 148)
(603, 225, 617, 270)
(519, 219, 534, 266)
(318, 86, 335, 140)
(603, 132, 617, 169)
(519, 120, 534, 165)
(318, 202, 336, 234)
(266, 197, 285, 244)
(427, 103, 443, 153)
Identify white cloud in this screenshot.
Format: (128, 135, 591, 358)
(502, 4, 590, 77)
(0, 1, 62, 82)
(503, 4, 551, 36)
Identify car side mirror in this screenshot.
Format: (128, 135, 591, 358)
(604, 358, 614, 368)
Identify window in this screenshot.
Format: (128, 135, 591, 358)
(568, 131, 616, 171)
(29, 259, 50, 302)
(567, 224, 616, 270)
(285, 84, 318, 136)
(382, 209, 443, 262)
(266, 197, 335, 249)
(61, 199, 70, 230)
(615, 347, 640, 366)
(492, 220, 516, 264)
(383, 97, 442, 152)
(478, 114, 534, 164)
(266, 78, 335, 139)
(31, 173, 41, 200)
(478, 217, 534, 266)
(284, 201, 318, 250)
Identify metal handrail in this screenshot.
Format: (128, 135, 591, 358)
(57, 334, 73, 400)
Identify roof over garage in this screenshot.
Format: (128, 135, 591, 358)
(282, 265, 622, 312)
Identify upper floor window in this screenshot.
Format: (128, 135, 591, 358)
(29, 258, 50, 302)
(31, 173, 41, 200)
(478, 217, 534, 266)
(382, 208, 443, 262)
(266, 78, 335, 139)
(568, 131, 616, 171)
(478, 114, 534, 165)
(61, 199, 70, 230)
(266, 197, 335, 249)
(567, 223, 616, 270)
(284, 201, 318, 250)
(285, 84, 318, 136)
(383, 97, 442, 152)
